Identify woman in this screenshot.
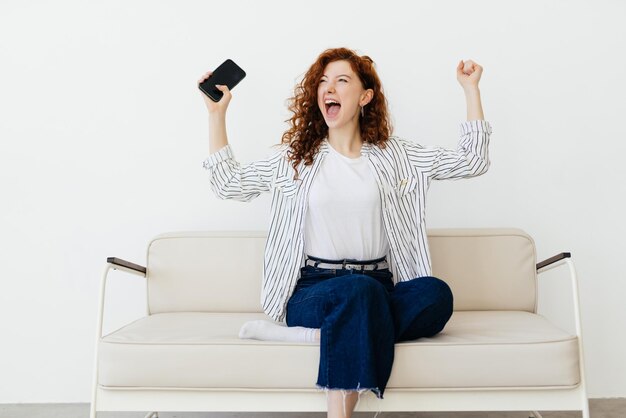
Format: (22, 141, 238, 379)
(199, 47, 492, 418)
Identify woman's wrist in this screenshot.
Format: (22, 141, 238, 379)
(208, 111, 226, 122)
(464, 86, 484, 121)
(463, 85, 480, 95)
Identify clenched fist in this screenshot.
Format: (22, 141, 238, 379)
(457, 59, 483, 90)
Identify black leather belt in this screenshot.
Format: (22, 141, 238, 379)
(305, 254, 388, 271)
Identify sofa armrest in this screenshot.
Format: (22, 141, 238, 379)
(536, 252, 589, 393)
(92, 256, 149, 405)
(107, 257, 147, 277)
(536, 252, 571, 271)
(96, 258, 148, 341)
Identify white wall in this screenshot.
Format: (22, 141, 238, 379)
(1, 0, 624, 402)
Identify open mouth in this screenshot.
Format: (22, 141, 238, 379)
(324, 101, 341, 118)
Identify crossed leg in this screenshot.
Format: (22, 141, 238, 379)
(390, 276, 454, 342)
(286, 274, 454, 418)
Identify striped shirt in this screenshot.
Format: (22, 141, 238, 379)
(202, 119, 493, 323)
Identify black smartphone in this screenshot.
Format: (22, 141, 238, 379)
(198, 59, 246, 102)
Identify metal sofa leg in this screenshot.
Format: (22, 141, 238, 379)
(529, 412, 543, 418)
(582, 399, 591, 418)
(142, 413, 158, 418)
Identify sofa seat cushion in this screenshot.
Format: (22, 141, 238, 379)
(98, 311, 580, 389)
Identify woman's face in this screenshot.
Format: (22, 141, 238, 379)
(317, 60, 372, 129)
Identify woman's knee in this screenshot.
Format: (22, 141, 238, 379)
(435, 277, 454, 311)
(419, 277, 454, 336)
(414, 276, 454, 313)
(434, 276, 453, 301)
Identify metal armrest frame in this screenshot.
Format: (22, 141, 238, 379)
(96, 257, 147, 339)
(536, 252, 589, 416)
(91, 257, 147, 416)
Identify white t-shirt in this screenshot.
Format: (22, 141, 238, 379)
(304, 138, 390, 261)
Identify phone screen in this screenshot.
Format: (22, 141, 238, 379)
(199, 59, 246, 102)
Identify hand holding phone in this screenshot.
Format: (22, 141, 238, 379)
(198, 71, 231, 115)
(198, 59, 246, 115)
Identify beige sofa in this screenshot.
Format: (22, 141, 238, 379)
(90, 228, 590, 418)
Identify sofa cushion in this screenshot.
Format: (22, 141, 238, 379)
(98, 311, 580, 389)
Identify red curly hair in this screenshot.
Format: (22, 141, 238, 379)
(278, 47, 393, 181)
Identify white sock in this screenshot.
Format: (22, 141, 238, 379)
(238, 319, 318, 342)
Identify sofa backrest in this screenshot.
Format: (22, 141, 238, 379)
(428, 228, 537, 312)
(145, 228, 537, 315)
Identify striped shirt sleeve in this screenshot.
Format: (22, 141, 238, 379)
(400, 119, 492, 180)
(201, 143, 285, 202)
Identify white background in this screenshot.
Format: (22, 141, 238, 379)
(1, 0, 625, 402)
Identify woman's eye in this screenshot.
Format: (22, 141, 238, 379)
(339, 79, 347, 82)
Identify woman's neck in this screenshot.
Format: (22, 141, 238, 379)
(327, 125, 363, 158)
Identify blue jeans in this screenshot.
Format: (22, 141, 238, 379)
(285, 261, 454, 400)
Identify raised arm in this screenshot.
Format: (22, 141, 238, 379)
(198, 69, 285, 202)
(458, 59, 485, 121)
(400, 59, 492, 180)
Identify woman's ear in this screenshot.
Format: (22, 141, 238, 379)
(361, 88, 374, 106)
